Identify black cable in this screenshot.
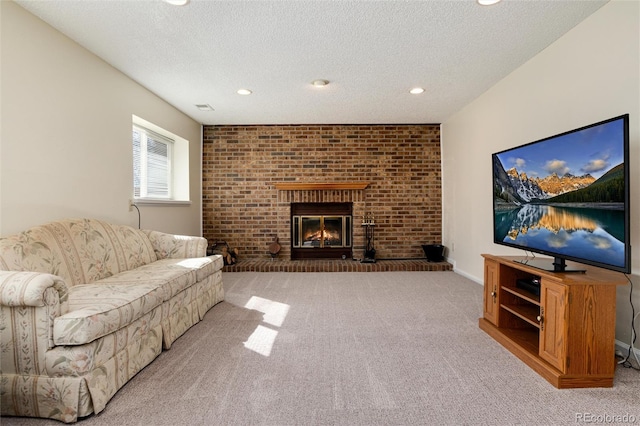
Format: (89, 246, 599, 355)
(620, 274, 639, 370)
(132, 204, 141, 229)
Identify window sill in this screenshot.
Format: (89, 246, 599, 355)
(134, 199, 192, 207)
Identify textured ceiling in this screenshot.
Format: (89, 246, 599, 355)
(15, 0, 608, 125)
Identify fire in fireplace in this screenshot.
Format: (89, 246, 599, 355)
(291, 203, 352, 259)
(295, 216, 351, 248)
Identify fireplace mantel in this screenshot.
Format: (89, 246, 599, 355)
(274, 182, 370, 191)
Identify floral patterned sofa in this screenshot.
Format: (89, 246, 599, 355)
(0, 218, 224, 423)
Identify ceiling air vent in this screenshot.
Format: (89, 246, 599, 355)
(195, 104, 214, 111)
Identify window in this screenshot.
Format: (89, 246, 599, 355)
(132, 115, 190, 204)
(133, 125, 173, 199)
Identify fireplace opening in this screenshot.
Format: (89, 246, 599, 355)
(291, 203, 352, 259)
(295, 216, 351, 248)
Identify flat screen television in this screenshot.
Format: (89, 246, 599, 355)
(492, 114, 630, 274)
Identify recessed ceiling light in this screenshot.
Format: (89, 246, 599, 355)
(477, 0, 501, 5)
(164, 0, 190, 5)
(410, 87, 425, 95)
(195, 104, 214, 111)
(312, 79, 330, 87)
(237, 89, 253, 95)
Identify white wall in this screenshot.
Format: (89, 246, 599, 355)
(442, 0, 640, 343)
(0, 0, 3, 238)
(0, 1, 203, 237)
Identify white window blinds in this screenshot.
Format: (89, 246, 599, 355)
(133, 125, 173, 199)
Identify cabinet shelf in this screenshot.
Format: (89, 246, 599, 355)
(500, 303, 541, 329)
(502, 286, 540, 305)
(493, 324, 539, 355)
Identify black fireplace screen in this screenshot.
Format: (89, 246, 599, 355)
(292, 216, 352, 248)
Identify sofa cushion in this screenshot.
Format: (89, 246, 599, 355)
(0, 219, 157, 287)
(143, 255, 224, 282)
(47, 307, 163, 376)
(50, 256, 221, 346)
(97, 265, 197, 302)
(143, 230, 208, 259)
(53, 283, 164, 345)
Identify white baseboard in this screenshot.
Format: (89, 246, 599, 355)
(449, 260, 483, 286)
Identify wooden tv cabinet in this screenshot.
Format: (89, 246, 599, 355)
(479, 254, 628, 388)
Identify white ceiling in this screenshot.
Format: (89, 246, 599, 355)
(15, 0, 608, 125)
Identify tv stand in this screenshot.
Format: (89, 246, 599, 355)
(479, 254, 627, 388)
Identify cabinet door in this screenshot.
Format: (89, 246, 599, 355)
(483, 260, 499, 325)
(539, 280, 567, 372)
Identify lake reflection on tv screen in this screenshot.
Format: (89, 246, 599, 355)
(494, 204, 626, 269)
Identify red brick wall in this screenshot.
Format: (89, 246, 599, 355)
(202, 124, 442, 260)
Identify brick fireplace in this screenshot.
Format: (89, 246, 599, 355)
(280, 183, 367, 259)
(202, 124, 441, 260)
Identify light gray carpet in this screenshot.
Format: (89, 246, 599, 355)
(4, 271, 639, 425)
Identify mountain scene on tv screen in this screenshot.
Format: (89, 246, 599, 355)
(493, 118, 627, 269)
(493, 157, 624, 206)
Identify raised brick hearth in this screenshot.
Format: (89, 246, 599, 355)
(223, 258, 453, 272)
(203, 124, 441, 260)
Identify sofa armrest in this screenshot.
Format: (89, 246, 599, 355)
(143, 230, 208, 259)
(0, 272, 70, 373)
(0, 271, 69, 309)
